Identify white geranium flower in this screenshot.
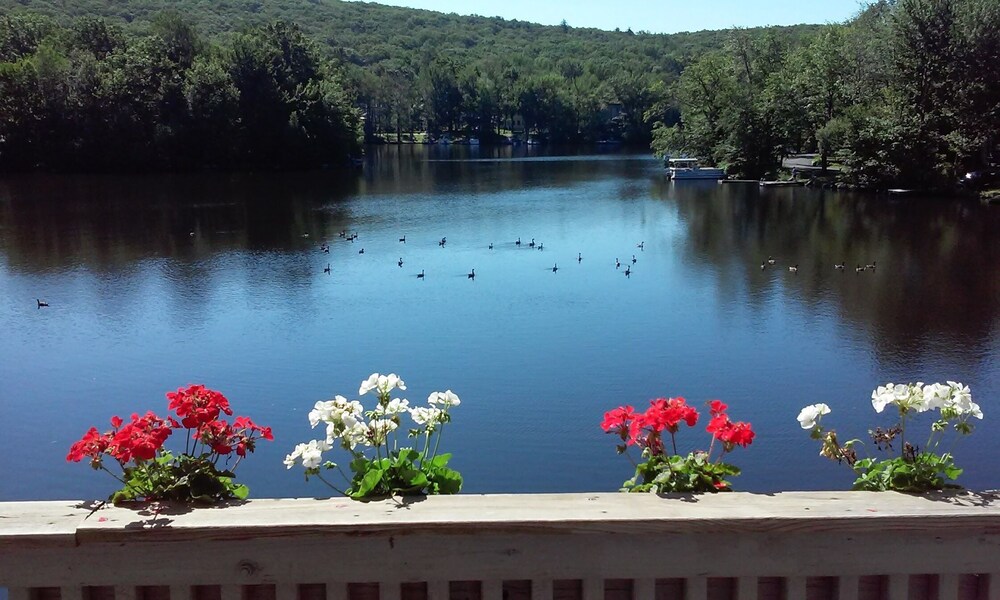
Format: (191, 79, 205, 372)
(921, 383, 951, 411)
(340, 421, 369, 449)
(310, 396, 363, 428)
(428, 390, 461, 408)
(943, 382, 982, 418)
(284, 439, 332, 470)
(359, 373, 380, 396)
(368, 419, 398, 445)
(967, 402, 984, 420)
(373, 397, 410, 417)
(359, 373, 407, 396)
(797, 403, 831, 429)
(872, 383, 924, 413)
(871, 384, 897, 413)
(410, 406, 444, 426)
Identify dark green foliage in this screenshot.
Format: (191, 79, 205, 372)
(346, 450, 462, 499)
(652, 0, 1000, 187)
(112, 451, 250, 505)
(0, 12, 361, 171)
(623, 452, 740, 494)
(851, 453, 963, 493)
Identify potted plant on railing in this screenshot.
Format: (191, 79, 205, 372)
(798, 381, 982, 492)
(67, 385, 273, 504)
(285, 372, 463, 499)
(601, 397, 755, 493)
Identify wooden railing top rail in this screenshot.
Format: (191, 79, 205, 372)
(3, 491, 1000, 546)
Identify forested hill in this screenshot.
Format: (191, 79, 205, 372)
(0, 0, 821, 71)
(0, 0, 827, 173)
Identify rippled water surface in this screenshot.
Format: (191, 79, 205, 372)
(1, 145, 998, 500)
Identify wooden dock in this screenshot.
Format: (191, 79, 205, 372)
(759, 180, 805, 187)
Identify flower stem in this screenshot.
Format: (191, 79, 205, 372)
(316, 472, 350, 497)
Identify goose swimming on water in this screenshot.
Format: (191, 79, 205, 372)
(417, 270, 425, 279)
(467, 268, 475, 280)
(37, 299, 49, 308)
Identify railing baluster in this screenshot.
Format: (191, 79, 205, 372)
(784, 577, 805, 600)
(221, 584, 242, 600)
(937, 574, 958, 600)
(482, 580, 503, 600)
(428, 581, 449, 600)
(988, 573, 1000, 600)
(736, 577, 757, 600)
(379, 582, 400, 600)
(886, 575, 908, 600)
(170, 586, 193, 600)
(632, 579, 654, 600)
(582, 579, 602, 600)
(325, 583, 347, 600)
(836, 576, 858, 600)
(532, 579, 553, 600)
(684, 577, 706, 600)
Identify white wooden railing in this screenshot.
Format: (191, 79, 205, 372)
(3, 492, 1000, 600)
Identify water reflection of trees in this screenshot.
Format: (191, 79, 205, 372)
(0, 172, 360, 273)
(657, 180, 1000, 367)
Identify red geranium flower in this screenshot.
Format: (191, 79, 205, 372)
(167, 384, 233, 429)
(601, 405, 637, 438)
(67, 427, 113, 464)
(643, 397, 698, 434)
(109, 412, 173, 462)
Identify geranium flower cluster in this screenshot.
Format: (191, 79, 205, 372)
(67, 385, 272, 504)
(602, 396, 754, 493)
(286, 372, 463, 499)
(798, 381, 982, 492)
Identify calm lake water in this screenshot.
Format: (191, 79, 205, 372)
(1, 145, 998, 501)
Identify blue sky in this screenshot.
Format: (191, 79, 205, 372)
(346, 0, 866, 33)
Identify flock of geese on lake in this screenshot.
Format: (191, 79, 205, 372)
(760, 256, 877, 273)
(32, 237, 879, 309)
(315, 230, 647, 281)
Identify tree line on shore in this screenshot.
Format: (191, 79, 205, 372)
(0, 0, 997, 189)
(654, 0, 1000, 188)
(0, 12, 362, 171)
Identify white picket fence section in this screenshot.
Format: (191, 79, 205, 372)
(2, 492, 1000, 600)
